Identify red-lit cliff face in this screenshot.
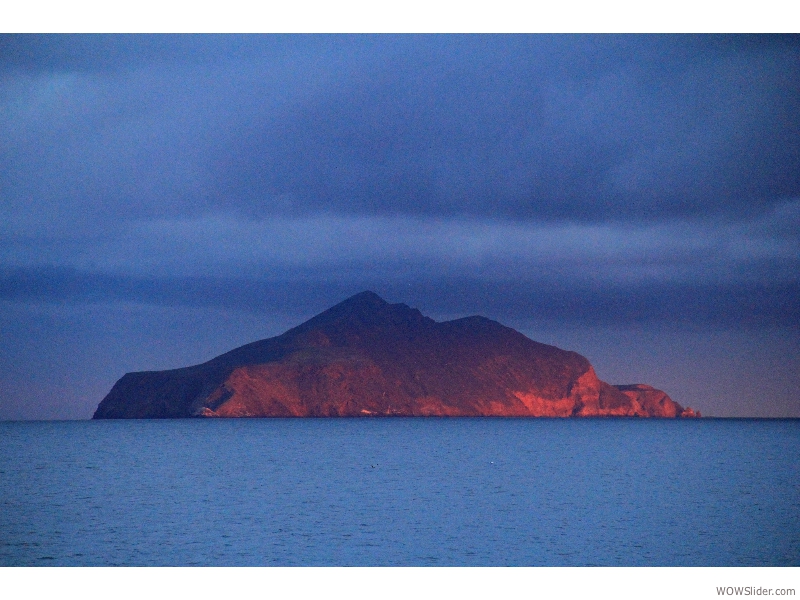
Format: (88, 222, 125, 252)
(613, 384, 700, 417)
(93, 291, 697, 419)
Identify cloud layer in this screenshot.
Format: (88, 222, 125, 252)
(4, 35, 799, 227)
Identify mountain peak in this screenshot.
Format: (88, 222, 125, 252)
(296, 290, 430, 337)
(338, 290, 388, 308)
(308, 291, 391, 324)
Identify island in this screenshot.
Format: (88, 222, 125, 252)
(93, 291, 700, 419)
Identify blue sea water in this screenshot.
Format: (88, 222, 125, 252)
(0, 418, 798, 566)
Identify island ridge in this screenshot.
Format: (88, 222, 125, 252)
(93, 291, 699, 419)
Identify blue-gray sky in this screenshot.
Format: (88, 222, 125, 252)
(1, 34, 798, 419)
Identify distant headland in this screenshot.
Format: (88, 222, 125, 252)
(93, 291, 699, 419)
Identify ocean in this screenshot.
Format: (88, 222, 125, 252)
(1, 418, 798, 566)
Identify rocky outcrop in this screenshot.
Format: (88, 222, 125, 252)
(93, 291, 697, 419)
(612, 384, 698, 417)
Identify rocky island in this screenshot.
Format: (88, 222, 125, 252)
(93, 291, 699, 419)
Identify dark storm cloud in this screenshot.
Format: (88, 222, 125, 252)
(2, 190, 798, 327)
(214, 34, 800, 221)
(0, 34, 400, 229)
(1, 34, 799, 327)
(2, 265, 798, 329)
(4, 35, 799, 227)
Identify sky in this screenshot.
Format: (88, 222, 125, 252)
(1, 34, 798, 419)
